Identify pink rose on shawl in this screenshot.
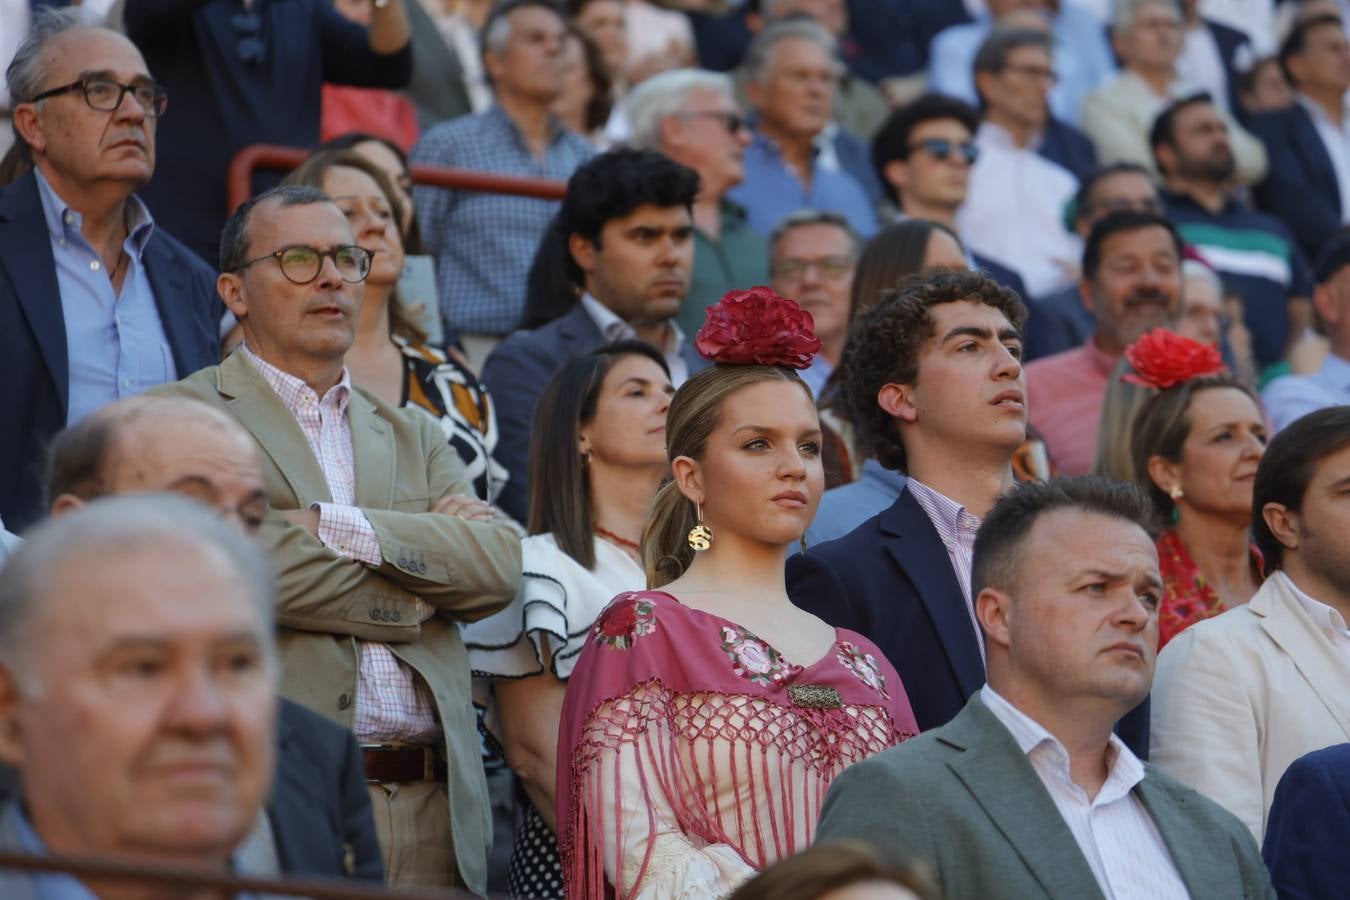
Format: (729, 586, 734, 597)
(837, 642, 889, 699)
(593, 595, 655, 651)
(735, 641, 773, 675)
(598, 601, 637, 638)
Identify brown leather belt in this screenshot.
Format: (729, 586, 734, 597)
(362, 744, 447, 784)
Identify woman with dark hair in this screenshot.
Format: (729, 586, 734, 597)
(319, 131, 424, 253)
(557, 289, 917, 898)
(1127, 329, 1268, 648)
(556, 24, 615, 144)
(729, 841, 936, 900)
(519, 214, 579, 330)
(282, 149, 509, 503)
(461, 340, 671, 898)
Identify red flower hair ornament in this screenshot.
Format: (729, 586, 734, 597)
(1122, 328, 1226, 390)
(694, 286, 821, 370)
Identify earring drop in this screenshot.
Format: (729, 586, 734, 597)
(687, 502, 714, 551)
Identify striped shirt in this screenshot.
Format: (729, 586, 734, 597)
(241, 346, 439, 744)
(981, 685, 1190, 900)
(906, 479, 985, 664)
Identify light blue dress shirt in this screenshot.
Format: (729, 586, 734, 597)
(805, 458, 908, 547)
(727, 128, 879, 239)
(34, 170, 174, 427)
(926, 3, 1115, 127)
(800, 355, 833, 399)
(1262, 353, 1350, 432)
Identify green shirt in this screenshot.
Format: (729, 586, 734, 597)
(679, 203, 770, 337)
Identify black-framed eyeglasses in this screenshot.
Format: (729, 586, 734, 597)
(231, 12, 264, 65)
(908, 137, 979, 165)
(1001, 63, 1060, 84)
(31, 77, 168, 117)
(232, 244, 373, 284)
(676, 111, 746, 135)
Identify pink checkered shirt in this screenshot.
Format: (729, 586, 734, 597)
(906, 478, 986, 665)
(242, 346, 439, 744)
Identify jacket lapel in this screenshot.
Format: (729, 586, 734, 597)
(216, 352, 333, 505)
(1134, 776, 1242, 896)
(1254, 575, 1350, 739)
(142, 231, 206, 378)
(0, 172, 68, 414)
(1294, 105, 1343, 214)
(348, 390, 397, 509)
(879, 488, 985, 697)
(944, 698, 1106, 899)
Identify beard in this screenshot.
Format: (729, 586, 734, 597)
(1179, 148, 1236, 184)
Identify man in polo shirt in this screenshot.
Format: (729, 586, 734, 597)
(1264, 230, 1350, 430)
(412, 0, 594, 363)
(1152, 92, 1313, 374)
(1025, 211, 1184, 475)
(623, 68, 768, 338)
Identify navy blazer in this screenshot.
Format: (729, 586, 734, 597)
(788, 486, 1151, 756)
(972, 252, 1028, 300)
(1207, 18, 1253, 114)
(272, 699, 384, 881)
(0, 171, 223, 532)
(480, 302, 710, 522)
(1249, 104, 1342, 261)
(1263, 742, 1350, 899)
(1037, 116, 1099, 185)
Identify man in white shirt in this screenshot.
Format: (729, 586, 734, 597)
(817, 476, 1273, 897)
(1264, 231, 1350, 430)
(1152, 405, 1350, 841)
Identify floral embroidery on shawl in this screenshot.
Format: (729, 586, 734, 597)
(593, 594, 656, 651)
(720, 625, 794, 685)
(836, 642, 890, 700)
(1157, 529, 1264, 649)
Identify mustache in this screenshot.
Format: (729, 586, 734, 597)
(1125, 288, 1168, 308)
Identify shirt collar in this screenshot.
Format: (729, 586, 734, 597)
(907, 478, 981, 547)
(1319, 350, 1350, 388)
(34, 167, 156, 257)
(1277, 570, 1350, 638)
(975, 120, 1043, 151)
(1159, 185, 1240, 216)
(1298, 92, 1350, 128)
(239, 343, 352, 412)
(579, 292, 686, 357)
(981, 684, 1146, 800)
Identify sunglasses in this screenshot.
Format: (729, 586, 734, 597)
(908, 138, 979, 165)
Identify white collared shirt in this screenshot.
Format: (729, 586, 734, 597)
(580, 292, 691, 386)
(980, 686, 1191, 900)
(1298, 93, 1350, 224)
(1277, 570, 1350, 664)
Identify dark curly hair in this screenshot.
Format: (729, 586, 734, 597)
(837, 270, 1027, 474)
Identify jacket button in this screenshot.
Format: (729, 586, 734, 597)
(337, 693, 351, 709)
(392, 610, 402, 622)
(398, 557, 408, 568)
(417, 561, 427, 574)
(369, 609, 380, 620)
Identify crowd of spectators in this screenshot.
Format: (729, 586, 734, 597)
(3, 0, 1350, 897)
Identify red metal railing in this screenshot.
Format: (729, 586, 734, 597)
(227, 143, 567, 213)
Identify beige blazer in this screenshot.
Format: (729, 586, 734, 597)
(156, 351, 522, 895)
(1151, 571, 1350, 842)
(1079, 70, 1268, 185)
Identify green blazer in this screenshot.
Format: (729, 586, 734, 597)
(816, 695, 1273, 899)
(156, 351, 522, 896)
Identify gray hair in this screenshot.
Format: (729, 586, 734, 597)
(482, 0, 563, 55)
(1112, 0, 1181, 33)
(0, 495, 277, 691)
(219, 183, 334, 274)
(6, 7, 109, 156)
(744, 18, 840, 85)
(973, 26, 1054, 83)
(768, 208, 860, 263)
(624, 68, 735, 151)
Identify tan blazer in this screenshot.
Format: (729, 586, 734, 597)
(1151, 571, 1350, 842)
(156, 351, 522, 895)
(1079, 70, 1268, 185)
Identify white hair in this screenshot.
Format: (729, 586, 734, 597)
(624, 68, 735, 151)
(744, 17, 840, 84)
(1112, 0, 1181, 33)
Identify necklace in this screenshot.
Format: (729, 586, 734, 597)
(595, 526, 641, 552)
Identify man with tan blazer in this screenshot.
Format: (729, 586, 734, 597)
(1152, 405, 1350, 842)
(157, 184, 521, 894)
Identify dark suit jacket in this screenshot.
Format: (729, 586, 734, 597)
(1249, 104, 1341, 261)
(480, 302, 710, 522)
(1038, 116, 1099, 184)
(272, 698, 383, 881)
(788, 486, 1151, 756)
(0, 171, 223, 532)
(1263, 742, 1350, 899)
(817, 695, 1274, 899)
(1208, 18, 1254, 114)
(0, 698, 381, 881)
(972, 252, 1028, 300)
(403, 0, 472, 131)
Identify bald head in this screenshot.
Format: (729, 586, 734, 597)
(47, 396, 269, 534)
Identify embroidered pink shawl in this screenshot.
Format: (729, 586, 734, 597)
(556, 590, 918, 898)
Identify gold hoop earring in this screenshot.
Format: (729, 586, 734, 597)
(687, 502, 714, 551)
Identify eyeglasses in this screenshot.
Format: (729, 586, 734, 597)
(774, 255, 855, 281)
(30, 77, 168, 117)
(232, 12, 264, 65)
(908, 137, 979, 165)
(1002, 63, 1060, 84)
(232, 244, 373, 284)
(675, 111, 746, 135)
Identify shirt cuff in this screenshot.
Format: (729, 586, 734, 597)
(313, 502, 383, 566)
